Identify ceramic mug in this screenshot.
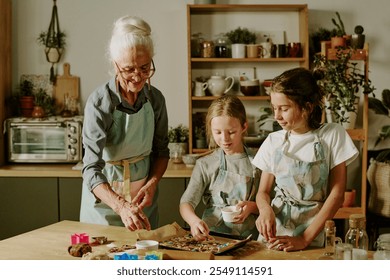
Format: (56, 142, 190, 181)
(259, 42, 272, 58)
(287, 42, 302, 57)
(246, 44, 259, 58)
(193, 81, 208, 96)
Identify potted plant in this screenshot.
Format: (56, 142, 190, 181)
(168, 124, 189, 160)
(331, 11, 347, 48)
(31, 87, 54, 118)
(225, 27, 256, 58)
(313, 48, 375, 128)
(194, 126, 206, 149)
(351, 25, 366, 49)
(18, 80, 35, 117)
(37, 30, 66, 63)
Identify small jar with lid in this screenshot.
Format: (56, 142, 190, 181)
(191, 33, 204, 57)
(324, 220, 342, 256)
(200, 40, 214, 58)
(373, 233, 390, 260)
(345, 214, 369, 259)
(214, 33, 229, 58)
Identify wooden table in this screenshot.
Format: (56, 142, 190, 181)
(0, 220, 372, 260)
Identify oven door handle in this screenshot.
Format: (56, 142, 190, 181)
(9, 123, 65, 128)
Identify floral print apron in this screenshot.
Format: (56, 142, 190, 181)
(263, 130, 329, 246)
(202, 148, 260, 238)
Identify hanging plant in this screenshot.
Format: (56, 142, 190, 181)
(36, 0, 66, 83)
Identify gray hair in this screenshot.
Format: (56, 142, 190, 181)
(108, 15, 154, 61)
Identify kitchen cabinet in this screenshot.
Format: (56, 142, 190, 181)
(0, 177, 59, 240)
(0, 175, 189, 239)
(0, 0, 12, 165)
(187, 4, 309, 153)
(58, 178, 83, 221)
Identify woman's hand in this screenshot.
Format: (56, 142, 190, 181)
(189, 219, 211, 241)
(255, 205, 276, 241)
(118, 200, 151, 231)
(267, 235, 309, 252)
(132, 182, 156, 209)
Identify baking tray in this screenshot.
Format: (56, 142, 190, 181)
(159, 230, 252, 255)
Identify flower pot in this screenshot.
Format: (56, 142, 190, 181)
(45, 47, 63, 63)
(19, 96, 34, 117)
(331, 36, 346, 49)
(31, 106, 45, 118)
(231, 43, 246, 58)
(351, 34, 365, 49)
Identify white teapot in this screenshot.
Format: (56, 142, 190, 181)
(207, 75, 234, 96)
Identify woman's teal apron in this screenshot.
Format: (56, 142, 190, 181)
(80, 100, 158, 228)
(261, 131, 329, 246)
(202, 148, 259, 238)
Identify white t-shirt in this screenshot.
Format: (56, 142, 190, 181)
(252, 123, 359, 174)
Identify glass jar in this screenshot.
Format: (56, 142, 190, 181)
(324, 220, 342, 256)
(191, 33, 204, 57)
(200, 40, 214, 58)
(214, 33, 229, 58)
(345, 214, 369, 259)
(373, 233, 390, 260)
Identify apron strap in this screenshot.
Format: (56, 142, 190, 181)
(108, 155, 146, 202)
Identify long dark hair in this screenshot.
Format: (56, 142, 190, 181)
(270, 67, 325, 129)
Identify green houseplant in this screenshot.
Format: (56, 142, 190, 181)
(32, 87, 54, 117)
(225, 27, 256, 58)
(313, 48, 375, 127)
(17, 80, 35, 117)
(331, 11, 347, 48)
(168, 124, 189, 160)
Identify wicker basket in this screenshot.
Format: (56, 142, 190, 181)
(367, 159, 390, 218)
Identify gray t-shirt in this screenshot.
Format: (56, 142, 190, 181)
(180, 148, 259, 210)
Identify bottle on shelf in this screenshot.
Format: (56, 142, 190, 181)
(345, 214, 369, 260)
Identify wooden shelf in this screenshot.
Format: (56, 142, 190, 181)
(187, 4, 309, 153)
(321, 42, 370, 220)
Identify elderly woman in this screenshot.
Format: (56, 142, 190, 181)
(80, 15, 169, 231)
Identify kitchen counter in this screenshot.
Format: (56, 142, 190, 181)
(0, 220, 370, 260)
(0, 160, 193, 178)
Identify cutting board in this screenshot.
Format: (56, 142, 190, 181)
(53, 62, 80, 114)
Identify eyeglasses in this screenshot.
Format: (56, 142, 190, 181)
(115, 59, 156, 81)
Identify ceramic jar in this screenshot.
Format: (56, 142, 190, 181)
(207, 75, 234, 96)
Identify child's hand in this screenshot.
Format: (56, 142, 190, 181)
(190, 219, 211, 241)
(255, 205, 276, 241)
(232, 201, 256, 224)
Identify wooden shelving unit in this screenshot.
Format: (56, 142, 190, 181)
(187, 4, 309, 154)
(321, 42, 369, 219)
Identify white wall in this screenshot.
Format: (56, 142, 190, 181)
(11, 0, 390, 129)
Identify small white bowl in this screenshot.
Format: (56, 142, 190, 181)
(182, 154, 200, 167)
(221, 205, 241, 223)
(135, 240, 159, 250)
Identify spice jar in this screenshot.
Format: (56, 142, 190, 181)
(200, 40, 214, 58)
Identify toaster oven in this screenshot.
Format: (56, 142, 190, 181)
(5, 116, 83, 163)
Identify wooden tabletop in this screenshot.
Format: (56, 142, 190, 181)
(0, 220, 370, 260)
(0, 160, 193, 178)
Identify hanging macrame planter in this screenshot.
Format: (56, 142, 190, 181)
(39, 0, 66, 84)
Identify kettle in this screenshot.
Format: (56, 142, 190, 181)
(207, 75, 234, 96)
